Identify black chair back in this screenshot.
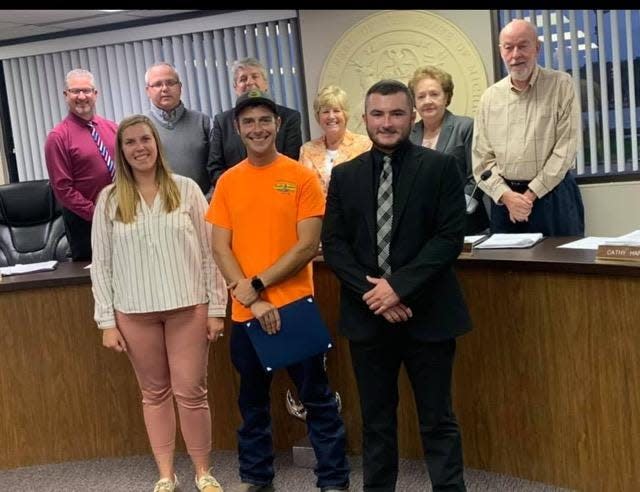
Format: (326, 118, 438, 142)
(0, 180, 70, 266)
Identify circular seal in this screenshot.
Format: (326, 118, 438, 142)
(318, 10, 488, 135)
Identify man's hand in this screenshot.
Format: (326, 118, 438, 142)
(381, 303, 413, 323)
(500, 190, 533, 223)
(523, 189, 537, 203)
(232, 278, 260, 307)
(207, 317, 225, 341)
(102, 327, 127, 352)
(251, 300, 281, 335)
(363, 275, 401, 315)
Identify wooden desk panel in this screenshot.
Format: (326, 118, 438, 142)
(0, 266, 307, 468)
(453, 267, 640, 491)
(3, 243, 640, 490)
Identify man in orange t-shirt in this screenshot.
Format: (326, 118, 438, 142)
(206, 90, 349, 492)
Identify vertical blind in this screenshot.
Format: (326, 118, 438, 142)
(499, 10, 640, 177)
(2, 15, 306, 181)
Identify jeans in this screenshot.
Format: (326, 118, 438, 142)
(230, 322, 350, 488)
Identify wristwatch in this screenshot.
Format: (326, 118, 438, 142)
(251, 276, 266, 293)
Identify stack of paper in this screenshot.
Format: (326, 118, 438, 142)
(559, 229, 640, 250)
(602, 229, 640, 246)
(0, 260, 58, 276)
(474, 233, 544, 249)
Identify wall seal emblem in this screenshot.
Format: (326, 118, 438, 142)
(319, 10, 488, 134)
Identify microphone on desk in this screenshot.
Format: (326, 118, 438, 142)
(466, 169, 492, 215)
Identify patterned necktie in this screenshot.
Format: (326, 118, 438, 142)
(87, 121, 115, 181)
(376, 155, 393, 277)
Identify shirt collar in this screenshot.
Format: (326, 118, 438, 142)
(68, 111, 95, 126)
(149, 101, 185, 126)
(371, 138, 412, 167)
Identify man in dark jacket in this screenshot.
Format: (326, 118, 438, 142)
(208, 57, 302, 188)
(322, 79, 472, 492)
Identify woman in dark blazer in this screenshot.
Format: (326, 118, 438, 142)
(409, 66, 489, 234)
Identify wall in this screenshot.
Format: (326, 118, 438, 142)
(298, 9, 639, 237)
(298, 9, 494, 140)
(581, 182, 640, 236)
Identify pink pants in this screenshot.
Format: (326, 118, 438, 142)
(115, 303, 211, 459)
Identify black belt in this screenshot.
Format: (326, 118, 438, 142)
(503, 178, 531, 190)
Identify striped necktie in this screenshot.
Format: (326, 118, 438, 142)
(376, 154, 393, 277)
(87, 121, 115, 181)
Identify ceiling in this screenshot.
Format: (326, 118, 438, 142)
(0, 10, 205, 46)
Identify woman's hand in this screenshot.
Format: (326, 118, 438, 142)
(102, 327, 127, 353)
(207, 317, 225, 341)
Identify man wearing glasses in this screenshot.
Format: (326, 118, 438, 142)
(145, 62, 214, 196)
(44, 68, 117, 261)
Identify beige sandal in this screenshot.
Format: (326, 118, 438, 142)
(153, 473, 179, 492)
(195, 469, 223, 491)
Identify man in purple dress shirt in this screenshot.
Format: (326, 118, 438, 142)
(44, 69, 117, 261)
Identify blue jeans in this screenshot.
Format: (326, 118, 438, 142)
(230, 322, 350, 488)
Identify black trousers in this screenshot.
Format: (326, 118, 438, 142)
(349, 328, 465, 492)
(61, 208, 92, 261)
(491, 171, 585, 236)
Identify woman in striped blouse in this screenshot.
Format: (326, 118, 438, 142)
(91, 114, 227, 492)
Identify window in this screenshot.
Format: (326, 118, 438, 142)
(0, 11, 306, 181)
(497, 10, 640, 179)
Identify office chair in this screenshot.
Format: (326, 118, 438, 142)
(0, 179, 70, 266)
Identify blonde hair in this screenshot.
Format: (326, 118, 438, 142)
(110, 114, 180, 223)
(408, 66, 454, 107)
(313, 85, 350, 123)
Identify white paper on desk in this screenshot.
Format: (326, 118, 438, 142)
(557, 237, 617, 250)
(602, 229, 640, 246)
(0, 260, 58, 276)
(474, 233, 543, 249)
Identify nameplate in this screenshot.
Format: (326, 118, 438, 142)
(461, 234, 489, 255)
(596, 244, 640, 262)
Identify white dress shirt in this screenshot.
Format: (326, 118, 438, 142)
(91, 174, 227, 329)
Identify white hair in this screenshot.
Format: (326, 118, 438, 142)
(65, 69, 95, 89)
(144, 62, 181, 85)
(230, 57, 268, 87)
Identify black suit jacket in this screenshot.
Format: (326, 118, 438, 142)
(321, 143, 472, 343)
(410, 110, 489, 234)
(208, 104, 302, 187)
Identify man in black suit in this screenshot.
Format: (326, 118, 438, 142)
(321, 79, 472, 492)
(208, 57, 302, 188)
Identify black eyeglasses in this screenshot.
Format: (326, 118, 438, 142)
(66, 88, 96, 95)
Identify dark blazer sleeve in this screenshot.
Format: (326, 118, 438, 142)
(207, 112, 227, 188)
(277, 106, 302, 160)
(387, 151, 466, 302)
(321, 162, 373, 296)
(451, 115, 475, 194)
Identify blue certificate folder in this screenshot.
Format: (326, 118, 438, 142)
(244, 296, 333, 372)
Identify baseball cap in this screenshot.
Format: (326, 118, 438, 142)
(234, 89, 278, 118)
